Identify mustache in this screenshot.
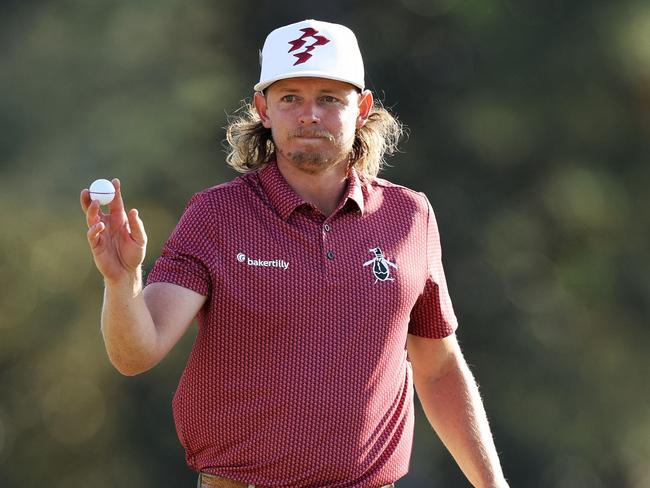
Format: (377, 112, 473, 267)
(290, 128, 334, 140)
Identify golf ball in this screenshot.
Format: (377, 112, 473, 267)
(89, 179, 115, 205)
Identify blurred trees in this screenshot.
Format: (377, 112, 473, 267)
(1, 0, 648, 486)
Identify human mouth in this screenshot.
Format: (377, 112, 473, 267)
(297, 136, 326, 142)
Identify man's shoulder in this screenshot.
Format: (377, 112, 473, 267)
(174, 173, 261, 225)
(367, 177, 429, 211)
(370, 177, 420, 194)
(188, 172, 257, 206)
(200, 172, 252, 196)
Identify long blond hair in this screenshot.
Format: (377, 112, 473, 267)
(225, 97, 405, 180)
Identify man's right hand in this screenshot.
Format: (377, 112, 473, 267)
(80, 178, 147, 284)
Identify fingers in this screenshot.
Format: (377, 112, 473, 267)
(107, 178, 125, 215)
(85, 198, 102, 229)
(81, 187, 104, 228)
(87, 221, 105, 249)
(80, 189, 91, 212)
(127, 208, 147, 246)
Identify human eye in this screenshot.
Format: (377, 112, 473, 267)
(280, 94, 298, 103)
(320, 95, 340, 104)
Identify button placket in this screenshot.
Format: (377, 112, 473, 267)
(322, 221, 337, 271)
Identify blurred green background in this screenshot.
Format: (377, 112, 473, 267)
(1, 0, 649, 486)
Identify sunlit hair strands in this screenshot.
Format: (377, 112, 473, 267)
(225, 98, 406, 181)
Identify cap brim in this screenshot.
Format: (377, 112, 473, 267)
(254, 71, 365, 92)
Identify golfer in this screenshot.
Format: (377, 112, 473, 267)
(81, 19, 508, 488)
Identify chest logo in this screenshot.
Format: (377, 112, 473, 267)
(236, 252, 289, 270)
(363, 247, 398, 283)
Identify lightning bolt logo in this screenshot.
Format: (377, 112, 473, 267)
(288, 27, 330, 66)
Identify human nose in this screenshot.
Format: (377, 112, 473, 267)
(298, 101, 321, 124)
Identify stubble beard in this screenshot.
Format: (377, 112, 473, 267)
(287, 150, 332, 174)
(279, 129, 354, 175)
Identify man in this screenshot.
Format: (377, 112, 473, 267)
(81, 19, 508, 488)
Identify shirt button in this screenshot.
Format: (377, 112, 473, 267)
(323, 223, 332, 232)
(326, 250, 335, 260)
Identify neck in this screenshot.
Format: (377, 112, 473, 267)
(275, 157, 349, 217)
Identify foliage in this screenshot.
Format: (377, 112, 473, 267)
(1, 1, 648, 486)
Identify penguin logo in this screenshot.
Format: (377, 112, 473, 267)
(363, 247, 398, 283)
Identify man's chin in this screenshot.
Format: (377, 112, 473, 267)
(289, 152, 332, 173)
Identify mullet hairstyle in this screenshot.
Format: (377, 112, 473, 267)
(225, 96, 406, 181)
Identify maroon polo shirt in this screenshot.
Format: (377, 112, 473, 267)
(147, 160, 457, 487)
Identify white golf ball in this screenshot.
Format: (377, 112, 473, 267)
(89, 179, 116, 205)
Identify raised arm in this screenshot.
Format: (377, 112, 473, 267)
(406, 333, 508, 488)
(81, 179, 206, 375)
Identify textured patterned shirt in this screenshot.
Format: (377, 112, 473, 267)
(147, 160, 458, 487)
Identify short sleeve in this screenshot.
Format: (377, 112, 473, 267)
(408, 194, 458, 338)
(146, 193, 212, 296)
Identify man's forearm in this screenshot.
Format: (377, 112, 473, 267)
(413, 356, 508, 488)
(101, 267, 158, 376)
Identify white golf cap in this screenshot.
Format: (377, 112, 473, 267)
(254, 19, 365, 92)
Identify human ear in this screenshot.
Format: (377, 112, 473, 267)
(254, 92, 272, 129)
(356, 90, 373, 129)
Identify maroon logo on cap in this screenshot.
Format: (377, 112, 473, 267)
(288, 28, 330, 66)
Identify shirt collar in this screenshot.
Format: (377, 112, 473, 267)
(258, 160, 365, 221)
(342, 165, 365, 216)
